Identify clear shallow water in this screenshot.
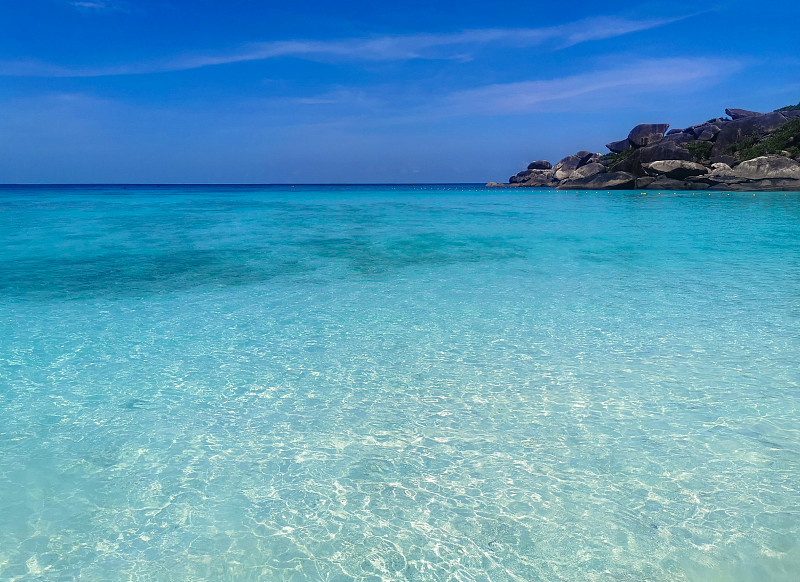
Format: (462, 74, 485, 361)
(1, 184, 799, 581)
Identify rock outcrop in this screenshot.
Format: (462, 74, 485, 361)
(606, 139, 632, 154)
(527, 160, 552, 170)
(612, 140, 696, 177)
(552, 151, 594, 180)
(725, 108, 761, 120)
(693, 124, 720, 141)
(508, 168, 556, 187)
(627, 124, 670, 147)
(558, 172, 636, 191)
(570, 162, 606, 180)
(711, 112, 788, 158)
(489, 101, 800, 191)
(643, 160, 709, 180)
(731, 155, 800, 180)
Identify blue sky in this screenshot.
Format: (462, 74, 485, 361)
(1, 0, 799, 183)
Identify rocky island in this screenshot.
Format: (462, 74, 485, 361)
(488, 103, 800, 191)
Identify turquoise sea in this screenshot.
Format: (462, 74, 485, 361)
(1, 184, 799, 581)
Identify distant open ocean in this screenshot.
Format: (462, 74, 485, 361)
(1, 184, 798, 581)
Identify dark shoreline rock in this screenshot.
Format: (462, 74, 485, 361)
(643, 160, 709, 180)
(489, 101, 800, 192)
(557, 172, 636, 190)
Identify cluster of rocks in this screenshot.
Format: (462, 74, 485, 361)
(488, 105, 800, 191)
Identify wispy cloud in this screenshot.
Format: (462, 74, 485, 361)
(66, 0, 128, 11)
(290, 88, 382, 107)
(220, 56, 742, 127)
(0, 13, 692, 77)
(267, 57, 741, 120)
(440, 57, 741, 115)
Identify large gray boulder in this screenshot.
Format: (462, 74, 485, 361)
(703, 163, 744, 186)
(569, 162, 606, 180)
(557, 171, 636, 190)
(528, 171, 558, 187)
(576, 150, 595, 161)
(643, 160, 709, 180)
(662, 132, 693, 144)
(509, 169, 533, 183)
(509, 168, 557, 186)
(732, 155, 800, 179)
(553, 157, 582, 181)
(709, 162, 734, 176)
(627, 123, 670, 147)
(527, 160, 552, 170)
(725, 108, 762, 120)
(712, 112, 788, 157)
(553, 151, 594, 180)
(692, 124, 720, 141)
(606, 139, 632, 154)
(612, 140, 696, 176)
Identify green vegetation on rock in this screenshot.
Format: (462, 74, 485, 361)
(685, 140, 713, 162)
(725, 118, 800, 161)
(724, 132, 761, 157)
(777, 101, 800, 112)
(602, 148, 634, 169)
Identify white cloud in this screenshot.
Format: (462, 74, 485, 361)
(222, 56, 742, 126)
(441, 58, 742, 116)
(166, 15, 689, 68)
(0, 13, 692, 77)
(67, 0, 128, 11)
